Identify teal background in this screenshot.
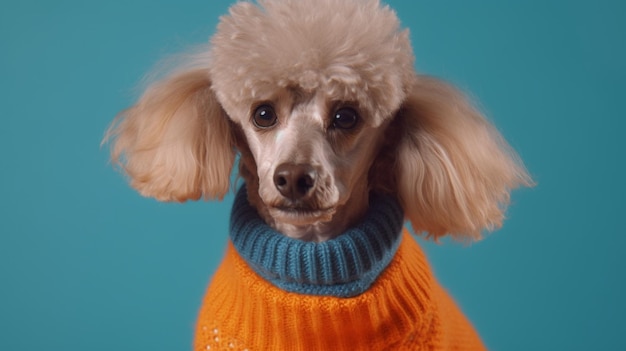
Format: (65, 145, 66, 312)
(1, 0, 624, 350)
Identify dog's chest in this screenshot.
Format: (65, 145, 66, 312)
(194, 232, 485, 351)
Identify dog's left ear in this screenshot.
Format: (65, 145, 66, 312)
(104, 68, 235, 202)
(394, 76, 533, 240)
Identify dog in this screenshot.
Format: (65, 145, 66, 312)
(105, 0, 531, 349)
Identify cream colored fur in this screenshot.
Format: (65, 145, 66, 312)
(105, 0, 531, 241)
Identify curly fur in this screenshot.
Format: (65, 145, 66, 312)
(104, 0, 531, 241)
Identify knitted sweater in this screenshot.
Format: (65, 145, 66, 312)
(195, 187, 486, 350)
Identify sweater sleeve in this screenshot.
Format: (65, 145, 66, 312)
(429, 282, 487, 350)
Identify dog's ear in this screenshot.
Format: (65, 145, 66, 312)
(104, 69, 235, 202)
(395, 76, 532, 240)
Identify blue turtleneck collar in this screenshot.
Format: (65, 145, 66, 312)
(229, 185, 404, 298)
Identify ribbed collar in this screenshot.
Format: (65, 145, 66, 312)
(229, 185, 404, 298)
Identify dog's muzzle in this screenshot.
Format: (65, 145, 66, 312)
(270, 163, 335, 225)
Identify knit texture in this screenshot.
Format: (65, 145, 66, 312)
(229, 185, 405, 297)
(195, 188, 486, 350)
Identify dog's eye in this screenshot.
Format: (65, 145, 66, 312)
(332, 107, 359, 130)
(253, 105, 278, 128)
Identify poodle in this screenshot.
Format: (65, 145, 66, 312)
(105, 0, 531, 349)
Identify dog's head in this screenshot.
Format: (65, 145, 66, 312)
(105, 0, 531, 241)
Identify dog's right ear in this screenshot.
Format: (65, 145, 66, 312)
(394, 76, 532, 240)
(104, 69, 235, 202)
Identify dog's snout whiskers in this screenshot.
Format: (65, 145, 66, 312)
(273, 163, 317, 200)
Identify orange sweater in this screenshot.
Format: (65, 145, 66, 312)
(195, 231, 485, 350)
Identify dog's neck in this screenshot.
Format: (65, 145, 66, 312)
(272, 219, 356, 242)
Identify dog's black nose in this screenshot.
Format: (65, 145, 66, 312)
(273, 163, 317, 200)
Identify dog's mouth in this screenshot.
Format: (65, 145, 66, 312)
(269, 205, 336, 225)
